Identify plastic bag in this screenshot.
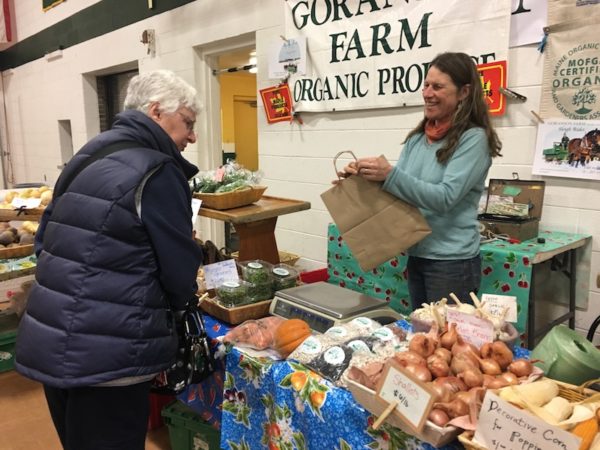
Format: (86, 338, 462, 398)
(222, 316, 284, 350)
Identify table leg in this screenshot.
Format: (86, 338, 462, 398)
(527, 269, 536, 349)
(569, 248, 576, 329)
(234, 218, 281, 264)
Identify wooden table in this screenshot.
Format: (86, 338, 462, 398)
(198, 195, 310, 264)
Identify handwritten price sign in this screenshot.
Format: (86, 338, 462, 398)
(474, 391, 581, 450)
(375, 360, 435, 433)
(446, 308, 495, 348)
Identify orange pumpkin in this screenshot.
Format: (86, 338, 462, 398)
(274, 318, 311, 357)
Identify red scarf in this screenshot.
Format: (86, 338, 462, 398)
(424, 118, 452, 142)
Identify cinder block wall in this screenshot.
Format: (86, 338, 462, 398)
(0, 0, 598, 342)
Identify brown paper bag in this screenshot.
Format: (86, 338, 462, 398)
(321, 151, 431, 271)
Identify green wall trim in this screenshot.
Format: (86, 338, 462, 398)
(0, 0, 195, 71)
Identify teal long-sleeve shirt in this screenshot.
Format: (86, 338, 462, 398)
(382, 127, 491, 260)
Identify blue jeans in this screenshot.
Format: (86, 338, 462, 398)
(407, 255, 481, 310)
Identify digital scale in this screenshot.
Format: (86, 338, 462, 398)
(269, 282, 404, 333)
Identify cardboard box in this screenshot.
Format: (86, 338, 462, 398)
(478, 179, 545, 242)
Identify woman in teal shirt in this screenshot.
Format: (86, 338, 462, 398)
(340, 52, 502, 309)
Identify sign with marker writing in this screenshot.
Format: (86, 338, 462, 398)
(474, 391, 581, 450)
(11, 197, 42, 209)
(481, 293, 518, 323)
(203, 259, 239, 290)
(446, 308, 495, 348)
(375, 360, 435, 433)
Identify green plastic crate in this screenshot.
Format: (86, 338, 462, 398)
(161, 400, 221, 450)
(0, 312, 19, 372)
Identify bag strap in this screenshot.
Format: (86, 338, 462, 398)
(332, 150, 357, 181)
(54, 141, 138, 197)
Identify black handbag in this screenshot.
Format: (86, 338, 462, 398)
(151, 299, 215, 395)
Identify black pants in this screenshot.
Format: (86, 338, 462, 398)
(43, 381, 151, 450)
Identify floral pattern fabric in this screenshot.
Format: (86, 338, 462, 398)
(221, 346, 463, 450)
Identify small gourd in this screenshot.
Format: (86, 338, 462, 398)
(274, 318, 311, 357)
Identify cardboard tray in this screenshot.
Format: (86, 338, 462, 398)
(193, 186, 267, 210)
(199, 297, 272, 324)
(346, 379, 461, 448)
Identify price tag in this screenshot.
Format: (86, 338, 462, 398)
(480, 293, 517, 323)
(474, 391, 581, 450)
(203, 259, 239, 289)
(446, 308, 494, 348)
(375, 360, 435, 433)
(11, 197, 42, 209)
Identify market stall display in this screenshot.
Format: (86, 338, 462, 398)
(0, 187, 52, 222)
(327, 223, 591, 348)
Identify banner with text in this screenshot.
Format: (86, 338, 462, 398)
(284, 0, 511, 112)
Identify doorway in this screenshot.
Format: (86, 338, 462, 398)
(194, 36, 257, 249)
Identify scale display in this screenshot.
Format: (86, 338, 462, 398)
(269, 282, 403, 333)
(271, 300, 335, 333)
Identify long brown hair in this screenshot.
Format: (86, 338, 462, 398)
(405, 52, 502, 164)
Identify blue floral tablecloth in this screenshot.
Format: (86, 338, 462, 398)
(220, 346, 463, 450)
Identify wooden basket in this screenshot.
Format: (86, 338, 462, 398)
(193, 186, 267, 210)
(0, 207, 45, 222)
(232, 250, 300, 266)
(0, 244, 34, 259)
(459, 378, 600, 450)
(458, 432, 486, 450)
(199, 297, 272, 324)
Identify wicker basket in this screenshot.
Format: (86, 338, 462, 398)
(199, 297, 272, 324)
(193, 186, 267, 210)
(459, 378, 600, 450)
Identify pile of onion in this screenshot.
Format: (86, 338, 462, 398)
(390, 324, 535, 428)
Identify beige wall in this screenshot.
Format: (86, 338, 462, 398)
(0, 1, 599, 342)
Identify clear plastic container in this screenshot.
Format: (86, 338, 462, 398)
(271, 263, 299, 291)
(216, 280, 250, 308)
(238, 260, 274, 284)
(246, 280, 273, 303)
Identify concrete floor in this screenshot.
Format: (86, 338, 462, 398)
(0, 370, 171, 450)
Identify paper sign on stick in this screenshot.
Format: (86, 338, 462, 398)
(474, 391, 581, 450)
(203, 259, 239, 290)
(191, 198, 202, 225)
(480, 293, 518, 323)
(446, 308, 494, 348)
(375, 360, 435, 434)
(12, 197, 42, 209)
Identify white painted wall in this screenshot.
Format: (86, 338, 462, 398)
(0, 1, 598, 343)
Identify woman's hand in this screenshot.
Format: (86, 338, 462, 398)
(355, 155, 393, 181)
(333, 161, 359, 184)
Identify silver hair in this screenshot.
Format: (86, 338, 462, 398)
(123, 69, 201, 115)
